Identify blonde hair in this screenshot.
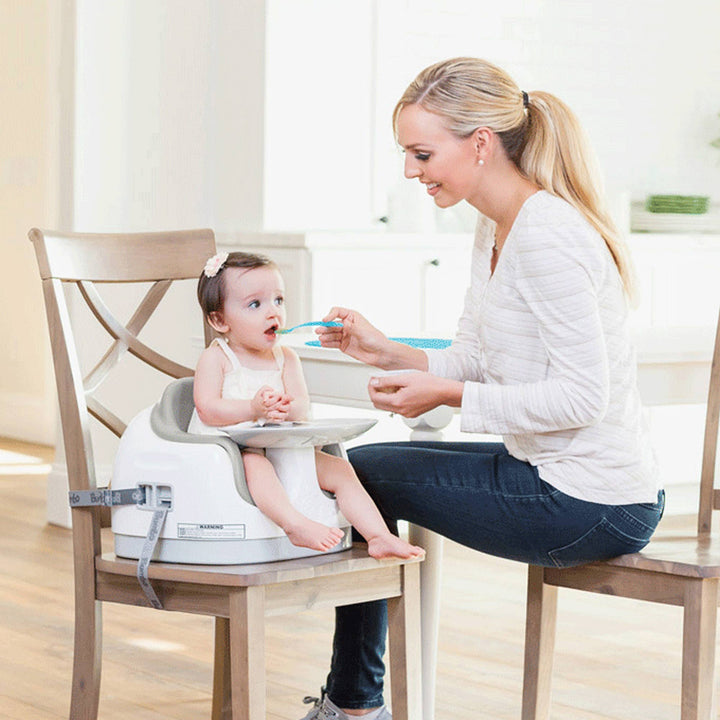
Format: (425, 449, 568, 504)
(393, 57, 636, 303)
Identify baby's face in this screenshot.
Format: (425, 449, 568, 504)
(216, 265, 286, 353)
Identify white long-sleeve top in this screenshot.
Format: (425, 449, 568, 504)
(426, 190, 658, 505)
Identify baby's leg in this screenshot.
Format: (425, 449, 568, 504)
(315, 451, 424, 560)
(242, 451, 344, 552)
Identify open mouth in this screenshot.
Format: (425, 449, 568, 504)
(426, 182, 441, 195)
(265, 324, 279, 337)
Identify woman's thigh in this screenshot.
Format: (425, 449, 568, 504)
(347, 441, 663, 567)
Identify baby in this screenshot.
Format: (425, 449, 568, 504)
(188, 251, 423, 560)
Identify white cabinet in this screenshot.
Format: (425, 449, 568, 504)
(628, 233, 720, 329)
(220, 231, 475, 338)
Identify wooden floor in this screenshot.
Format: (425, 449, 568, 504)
(0, 437, 711, 720)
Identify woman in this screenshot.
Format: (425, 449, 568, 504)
(300, 57, 663, 720)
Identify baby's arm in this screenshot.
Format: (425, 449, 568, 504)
(193, 345, 258, 426)
(280, 347, 311, 421)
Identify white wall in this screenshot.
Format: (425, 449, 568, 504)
(263, 0, 375, 231)
(74, 0, 216, 231)
(71, 0, 720, 237)
(0, 0, 64, 445)
(73, 0, 378, 234)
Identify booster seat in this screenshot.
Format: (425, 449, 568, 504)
(111, 377, 375, 565)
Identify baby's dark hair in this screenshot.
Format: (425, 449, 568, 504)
(197, 251, 276, 319)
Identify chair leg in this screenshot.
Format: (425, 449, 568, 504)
(228, 587, 266, 720)
(681, 579, 719, 720)
(69, 596, 102, 720)
(521, 565, 557, 720)
(387, 563, 423, 720)
(212, 617, 232, 720)
(408, 526, 444, 720)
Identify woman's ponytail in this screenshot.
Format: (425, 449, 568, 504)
(521, 92, 637, 304)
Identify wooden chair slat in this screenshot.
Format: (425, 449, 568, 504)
(78, 281, 194, 379)
(84, 280, 172, 393)
(30, 227, 215, 281)
(698, 314, 720, 534)
(86, 396, 126, 438)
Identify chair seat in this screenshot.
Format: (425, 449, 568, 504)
(588, 532, 720, 578)
(95, 545, 422, 618)
(539, 533, 720, 610)
(97, 544, 417, 585)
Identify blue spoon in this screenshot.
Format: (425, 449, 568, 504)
(276, 320, 342, 334)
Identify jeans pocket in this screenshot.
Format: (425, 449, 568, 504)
(548, 517, 650, 568)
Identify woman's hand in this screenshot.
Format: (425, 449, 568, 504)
(316, 307, 391, 367)
(251, 386, 293, 422)
(368, 371, 464, 418)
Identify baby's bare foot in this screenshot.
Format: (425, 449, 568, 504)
(284, 518, 344, 552)
(367, 534, 425, 560)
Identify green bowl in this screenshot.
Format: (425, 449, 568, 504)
(645, 195, 709, 214)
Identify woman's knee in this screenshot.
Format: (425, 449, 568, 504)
(346, 443, 403, 481)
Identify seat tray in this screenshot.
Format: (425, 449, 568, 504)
(218, 418, 377, 448)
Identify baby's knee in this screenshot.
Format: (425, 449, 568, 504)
(316, 452, 356, 491)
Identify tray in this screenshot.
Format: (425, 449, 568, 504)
(219, 417, 377, 448)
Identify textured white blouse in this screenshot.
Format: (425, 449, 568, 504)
(426, 191, 658, 505)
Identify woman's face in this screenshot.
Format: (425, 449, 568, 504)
(395, 104, 479, 209)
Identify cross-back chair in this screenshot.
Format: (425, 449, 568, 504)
(30, 227, 422, 720)
(522, 308, 720, 720)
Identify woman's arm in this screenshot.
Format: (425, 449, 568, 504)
(367, 370, 464, 418)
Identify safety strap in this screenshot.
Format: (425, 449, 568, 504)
(136, 507, 169, 609)
(69, 487, 145, 507)
(68, 486, 167, 609)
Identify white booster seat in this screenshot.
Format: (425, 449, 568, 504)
(111, 377, 376, 565)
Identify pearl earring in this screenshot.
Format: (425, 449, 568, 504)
(477, 159, 484, 166)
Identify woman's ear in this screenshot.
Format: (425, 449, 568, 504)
(207, 311, 228, 334)
(473, 127, 493, 163)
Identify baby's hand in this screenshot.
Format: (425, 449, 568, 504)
(252, 386, 293, 421)
(251, 386, 275, 420)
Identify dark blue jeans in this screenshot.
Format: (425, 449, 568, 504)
(325, 441, 664, 709)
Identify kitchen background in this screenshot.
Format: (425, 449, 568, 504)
(2, 0, 720, 518)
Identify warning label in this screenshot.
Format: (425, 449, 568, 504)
(177, 523, 246, 540)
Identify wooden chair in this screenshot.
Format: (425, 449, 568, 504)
(522, 308, 720, 720)
(30, 227, 422, 720)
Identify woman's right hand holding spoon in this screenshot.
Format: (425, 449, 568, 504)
(316, 307, 390, 367)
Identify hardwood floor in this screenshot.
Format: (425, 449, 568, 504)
(0, 438, 708, 719)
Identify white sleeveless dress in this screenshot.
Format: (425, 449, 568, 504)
(188, 337, 285, 435)
(188, 338, 345, 527)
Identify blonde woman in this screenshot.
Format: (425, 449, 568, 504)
(300, 58, 663, 720)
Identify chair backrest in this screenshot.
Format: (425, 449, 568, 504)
(29, 227, 216, 555)
(697, 307, 720, 535)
